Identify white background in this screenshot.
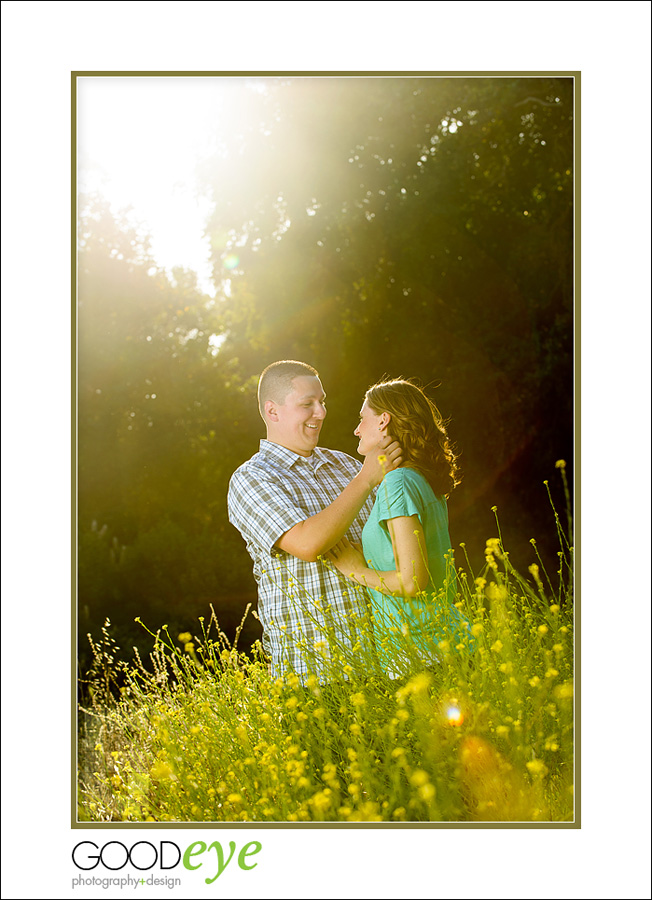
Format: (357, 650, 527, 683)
(2, 2, 651, 898)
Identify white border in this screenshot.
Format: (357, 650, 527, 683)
(2, 2, 651, 898)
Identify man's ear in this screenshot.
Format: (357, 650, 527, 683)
(264, 399, 279, 422)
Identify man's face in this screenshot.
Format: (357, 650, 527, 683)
(268, 376, 327, 456)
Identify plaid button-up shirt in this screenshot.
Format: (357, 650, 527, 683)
(227, 439, 376, 678)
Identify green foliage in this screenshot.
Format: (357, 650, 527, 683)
(78, 197, 247, 534)
(78, 508, 574, 824)
(78, 197, 263, 651)
(78, 518, 261, 673)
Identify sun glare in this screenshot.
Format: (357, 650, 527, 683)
(445, 704, 464, 726)
(77, 77, 265, 297)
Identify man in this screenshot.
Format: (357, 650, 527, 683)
(227, 360, 400, 679)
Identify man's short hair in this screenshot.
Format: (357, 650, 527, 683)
(258, 360, 319, 419)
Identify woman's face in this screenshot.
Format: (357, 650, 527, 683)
(354, 400, 388, 456)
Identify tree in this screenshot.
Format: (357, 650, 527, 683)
(198, 76, 574, 566)
(77, 196, 262, 655)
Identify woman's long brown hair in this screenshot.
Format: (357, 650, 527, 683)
(366, 378, 460, 497)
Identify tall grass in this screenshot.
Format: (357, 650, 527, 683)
(78, 469, 574, 823)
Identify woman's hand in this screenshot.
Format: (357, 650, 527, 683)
(326, 537, 368, 581)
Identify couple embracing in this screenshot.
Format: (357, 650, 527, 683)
(227, 360, 470, 681)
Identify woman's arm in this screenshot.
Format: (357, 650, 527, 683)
(327, 515, 430, 597)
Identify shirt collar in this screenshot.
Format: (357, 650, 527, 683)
(260, 439, 329, 472)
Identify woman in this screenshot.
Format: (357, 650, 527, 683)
(327, 378, 470, 672)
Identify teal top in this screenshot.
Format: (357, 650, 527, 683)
(362, 466, 471, 666)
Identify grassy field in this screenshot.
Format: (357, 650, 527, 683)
(78, 470, 574, 824)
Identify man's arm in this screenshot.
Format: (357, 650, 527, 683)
(275, 441, 402, 562)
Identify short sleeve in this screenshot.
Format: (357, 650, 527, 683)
(227, 466, 308, 555)
(374, 469, 424, 527)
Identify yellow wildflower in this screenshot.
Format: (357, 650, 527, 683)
(418, 783, 436, 802)
(149, 760, 173, 780)
(309, 790, 333, 813)
(409, 769, 430, 788)
(485, 538, 503, 558)
(406, 672, 433, 694)
(526, 759, 548, 778)
(554, 682, 573, 700)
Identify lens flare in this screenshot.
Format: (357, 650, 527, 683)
(223, 254, 240, 270)
(446, 704, 464, 726)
